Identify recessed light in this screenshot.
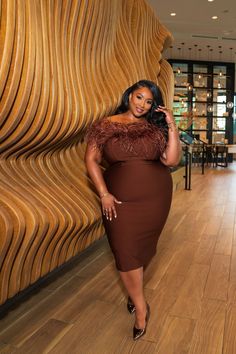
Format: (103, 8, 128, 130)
(208, 0, 214, 2)
(170, 13, 176, 16)
(212, 15, 218, 19)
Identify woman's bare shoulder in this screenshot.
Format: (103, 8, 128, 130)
(105, 114, 128, 123)
(104, 114, 118, 122)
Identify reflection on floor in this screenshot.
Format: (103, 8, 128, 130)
(0, 163, 236, 353)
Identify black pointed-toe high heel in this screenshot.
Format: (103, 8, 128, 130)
(133, 303, 150, 341)
(127, 296, 136, 314)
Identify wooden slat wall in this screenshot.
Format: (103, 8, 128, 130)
(0, 0, 173, 305)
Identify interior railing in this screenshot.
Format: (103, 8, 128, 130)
(179, 128, 207, 175)
(179, 128, 230, 174)
(174, 129, 194, 190)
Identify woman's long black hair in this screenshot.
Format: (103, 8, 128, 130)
(115, 80, 168, 132)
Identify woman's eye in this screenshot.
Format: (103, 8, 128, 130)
(147, 101, 152, 105)
(136, 95, 142, 99)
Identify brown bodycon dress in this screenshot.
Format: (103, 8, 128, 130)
(87, 118, 173, 272)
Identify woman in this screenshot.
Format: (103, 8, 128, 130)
(85, 80, 181, 340)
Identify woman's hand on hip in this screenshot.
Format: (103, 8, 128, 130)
(101, 194, 122, 221)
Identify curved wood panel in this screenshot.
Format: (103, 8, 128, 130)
(0, 0, 173, 305)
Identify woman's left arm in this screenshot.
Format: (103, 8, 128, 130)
(157, 106, 182, 167)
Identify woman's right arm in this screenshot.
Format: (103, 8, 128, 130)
(84, 144, 122, 220)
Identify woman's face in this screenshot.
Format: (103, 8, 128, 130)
(129, 87, 153, 117)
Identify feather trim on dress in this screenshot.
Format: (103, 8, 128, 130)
(85, 118, 167, 155)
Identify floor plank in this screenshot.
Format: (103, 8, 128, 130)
(145, 272, 185, 343)
(0, 342, 17, 353)
(155, 316, 196, 354)
(204, 254, 230, 301)
(193, 233, 217, 265)
(11, 319, 72, 354)
(0, 276, 87, 346)
(189, 299, 226, 354)
(170, 263, 209, 319)
(228, 246, 236, 303)
(223, 303, 236, 354)
(114, 337, 157, 354)
(47, 301, 117, 354)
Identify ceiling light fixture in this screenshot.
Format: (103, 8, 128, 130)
(170, 12, 176, 16)
(188, 47, 192, 60)
(208, 0, 214, 2)
(181, 42, 185, 59)
(198, 48, 202, 61)
(207, 105, 213, 113)
(212, 15, 218, 19)
(218, 47, 223, 64)
(207, 45, 211, 60)
(226, 102, 234, 109)
(187, 84, 193, 91)
(207, 91, 212, 99)
(209, 48, 213, 61)
(177, 47, 182, 59)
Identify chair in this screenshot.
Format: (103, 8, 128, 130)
(191, 143, 203, 166)
(205, 145, 215, 166)
(214, 145, 228, 167)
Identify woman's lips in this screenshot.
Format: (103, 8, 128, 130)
(136, 107, 144, 113)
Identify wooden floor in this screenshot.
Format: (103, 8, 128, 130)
(0, 163, 236, 354)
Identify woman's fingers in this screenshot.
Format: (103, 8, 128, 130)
(155, 105, 167, 112)
(102, 197, 122, 221)
(107, 207, 117, 221)
(108, 208, 113, 221)
(103, 206, 118, 220)
(114, 198, 122, 204)
(103, 207, 112, 221)
(104, 208, 109, 219)
(112, 206, 117, 219)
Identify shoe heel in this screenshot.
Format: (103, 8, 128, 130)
(127, 296, 136, 314)
(133, 303, 150, 341)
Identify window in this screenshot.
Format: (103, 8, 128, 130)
(169, 59, 234, 145)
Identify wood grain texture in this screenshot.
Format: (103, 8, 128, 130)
(0, 0, 173, 305)
(155, 316, 196, 354)
(9, 319, 72, 354)
(204, 254, 230, 301)
(189, 300, 226, 354)
(223, 304, 236, 354)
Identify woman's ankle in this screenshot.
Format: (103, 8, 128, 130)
(134, 300, 146, 315)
